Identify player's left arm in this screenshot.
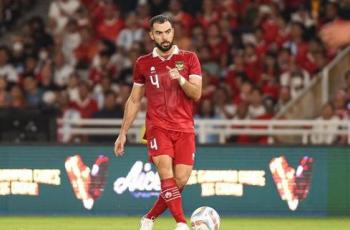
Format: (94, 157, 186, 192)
(167, 53, 202, 101)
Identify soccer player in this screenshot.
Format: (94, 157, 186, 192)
(114, 15, 202, 230)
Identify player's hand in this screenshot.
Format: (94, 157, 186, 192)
(114, 134, 126, 157)
(320, 22, 350, 49)
(167, 66, 181, 80)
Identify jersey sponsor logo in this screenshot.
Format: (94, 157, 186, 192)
(175, 61, 184, 71)
(150, 138, 158, 150)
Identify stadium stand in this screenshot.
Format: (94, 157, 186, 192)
(0, 0, 350, 144)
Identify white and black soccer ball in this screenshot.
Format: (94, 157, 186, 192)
(190, 206, 220, 230)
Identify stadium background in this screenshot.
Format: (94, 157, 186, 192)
(0, 0, 350, 229)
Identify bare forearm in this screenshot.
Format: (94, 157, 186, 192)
(120, 98, 141, 135)
(179, 78, 201, 101)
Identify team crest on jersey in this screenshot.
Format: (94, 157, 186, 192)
(150, 66, 156, 73)
(175, 61, 184, 71)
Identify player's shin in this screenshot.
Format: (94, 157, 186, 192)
(160, 178, 186, 223)
(146, 186, 184, 220)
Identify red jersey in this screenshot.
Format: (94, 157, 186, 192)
(133, 45, 202, 133)
(97, 19, 124, 41)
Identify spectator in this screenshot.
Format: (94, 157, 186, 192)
(96, 3, 124, 42)
(28, 16, 54, 50)
(0, 78, 9, 107)
(23, 75, 43, 107)
(234, 80, 253, 106)
(93, 91, 122, 119)
(116, 12, 144, 51)
(333, 89, 348, 119)
(93, 76, 119, 109)
(69, 81, 98, 118)
(173, 22, 191, 50)
(248, 88, 266, 119)
(39, 62, 59, 92)
(260, 53, 280, 101)
(291, 6, 316, 29)
(197, 99, 216, 119)
(61, 19, 81, 66)
(196, 0, 220, 28)
(10, 37, 26, 72)
(275, 86, 291, 112)
(116, 83, 132, 106)
(0, 46, 18, 83)
(135, 1, 151, 29)
(283, 22, 309, 69)
(230, 102, 250, 144)
(89, 50, 117, 85)
(196, 98, 219, 143)
(21, 54, 40, 79)
(206, 23, 229, 65)
(277, 48, 293, 73)
(74, 27, 99, 68)
(166, 0, 194, 32)
(197, 45, 220, 78)
(8, 85, 26, 108)
(323, 1, 339, 24)
(310, 102, 340, 144)
(0, 0, 30, 34)
(66, 72, 80, 102)
(148, 0, 169, 16)
(280, 62, 310, 98)
(191, 25, 206, 50)
(48, 0, 81, 34)
(213, 85, 236, 119)
(53, 51, 74, 87)
(56, 90, 81, 143)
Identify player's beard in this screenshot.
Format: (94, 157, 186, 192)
(155, 40, 173, 52)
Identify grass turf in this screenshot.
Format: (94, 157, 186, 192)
(0, 217, 349, 230)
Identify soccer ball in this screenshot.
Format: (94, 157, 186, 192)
(190, 206, 220, 230)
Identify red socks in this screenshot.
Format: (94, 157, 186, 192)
(145, 194, 167, 220)
(146, 178, 186, 223)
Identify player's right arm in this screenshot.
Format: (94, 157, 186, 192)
(114, 58, 145, 156)
(114, 84, 145, 156)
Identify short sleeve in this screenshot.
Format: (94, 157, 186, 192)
(133, 58, 145, 85)
(189, 53, 202, 78)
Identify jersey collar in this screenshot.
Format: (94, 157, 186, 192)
(152, 45, 180, 61)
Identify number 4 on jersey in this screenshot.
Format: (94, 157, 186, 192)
(150, 138, 158, 150)
(150, 75, 160, 88)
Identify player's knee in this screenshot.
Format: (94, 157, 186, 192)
(174, 176, 188, 189)
(157, 166, 173, 179)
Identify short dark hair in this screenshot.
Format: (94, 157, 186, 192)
(149, 14, 173, 29)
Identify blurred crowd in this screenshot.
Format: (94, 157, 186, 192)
(0, 0, 37, 36)
(1, 0, 350, 143)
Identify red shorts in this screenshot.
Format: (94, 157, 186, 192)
(146, 127, 196, 165)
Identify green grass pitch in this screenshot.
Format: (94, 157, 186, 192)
(0, 216, 349, 230)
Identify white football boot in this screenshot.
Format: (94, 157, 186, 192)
(140, 217, 154, 230)
(174, 222, 190, 230)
